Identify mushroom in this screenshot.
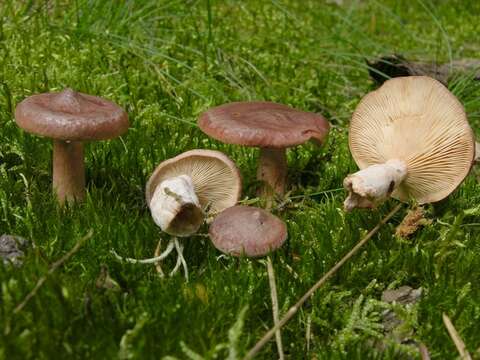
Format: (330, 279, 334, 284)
(146, 149, 242, 233)
(14, 88, 129, 204)
(142, 149, 242, 279)
(344, 76, 475, 211)
(198, 102, 330, 197)
(209, 205, 287, 257)
(209, 204, 288, 358)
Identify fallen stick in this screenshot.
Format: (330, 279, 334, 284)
(442, 313, 472, 360)
(243, 203, 403, 359)
(266, 256, 284, 360)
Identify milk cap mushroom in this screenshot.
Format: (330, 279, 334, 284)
(146, 149, 242, 237)
(15, 88, 129, 203)
(344, 76, 475, 211)
(209, 205, 287, 257)
(198, 102, 330, 196)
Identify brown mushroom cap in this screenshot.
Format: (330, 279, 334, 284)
(146, 149, 242, 216)
(198, 101, 330, 148)
(15, 88, 129, 141)
(209, 205, 287, 257)
(349, 76, 475, 204)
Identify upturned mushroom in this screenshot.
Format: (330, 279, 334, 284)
(132, 149, 242, 279)
(198, 102, 330, 196)
(146, 149, 242, 234)
(209, 205, 287, 257)
(344, 76, 475, 211)
(15, 88, 129, 204)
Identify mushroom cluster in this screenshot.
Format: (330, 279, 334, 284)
(12, 76, 478, 359)
(101, 100, 330, 282)
(14, 81, 476, 270)
(141, 148, 291, 278)
(144, 149, 242, 279)
(196, 102, 331, 268)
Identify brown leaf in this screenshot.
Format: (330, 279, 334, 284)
(395, 208, 432, 238)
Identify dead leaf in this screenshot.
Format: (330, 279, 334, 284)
(395, 208, 432, 238)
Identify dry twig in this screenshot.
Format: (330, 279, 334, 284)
(442, 313, 472, 360)
(266, 256, 284, 360)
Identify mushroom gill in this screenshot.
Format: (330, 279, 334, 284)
(345, 76, 474, 210)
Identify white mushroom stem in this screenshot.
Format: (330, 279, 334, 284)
(343, 159, 407, 211)
(155, 237, 189, 280)
(53, 140, 85, 204)
(154, 239, 166, 277)
(169, 244, 183, 276)
(173, 238, 189, 281)
(258, 147, 287, 196)
(149, 175, 204, 236)
(112, 237, 189, 281)
(110, 241, 175, 264)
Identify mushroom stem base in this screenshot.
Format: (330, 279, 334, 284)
(343, 159, 407, 211)
(258, 148, 287, 198)
(149, 175, 204, 236)
(53, 140, 85, 204)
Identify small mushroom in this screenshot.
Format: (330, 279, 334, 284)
(146, 149, 242, 236)
(209, 205, 287, 257)
(198, 102, 330, 196)
(209, 204, 288, 356)
(344, 76, 475, 211)
(15, 88, 129, 204)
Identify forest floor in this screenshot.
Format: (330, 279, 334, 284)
(1, 0, 479, 359)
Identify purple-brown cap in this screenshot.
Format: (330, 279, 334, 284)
(14, 88, 129, 204)
(15, 88, 129, 141)
(199, 101, 330, 196)
(209, 205, 287, 257)
(198, 101, 329, 148)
